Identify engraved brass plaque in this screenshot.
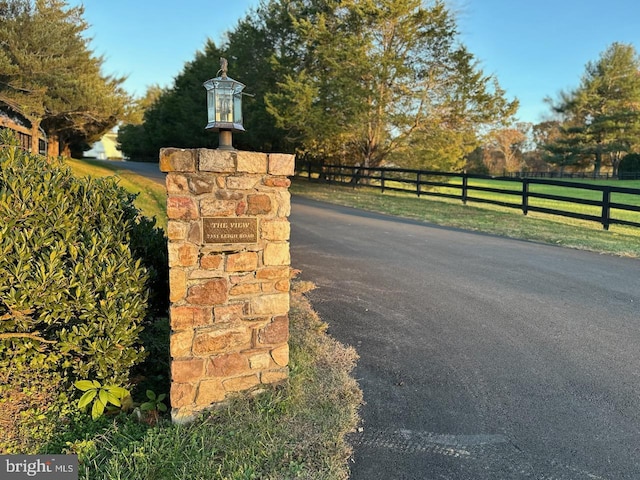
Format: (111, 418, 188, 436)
(203, 217, 257, 244)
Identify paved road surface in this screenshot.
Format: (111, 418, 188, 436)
(100, 159, 166, 185)
(290, 196, 640, 480)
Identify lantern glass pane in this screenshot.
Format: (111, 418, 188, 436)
(233, 95, 243, 125)
(207, 91, 215, 123)
(215, 88, 233, 123)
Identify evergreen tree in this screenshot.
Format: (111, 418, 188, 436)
(0, 0, 127, 155)
(548, 43, 640, 175)
(264, 0, 517, 169)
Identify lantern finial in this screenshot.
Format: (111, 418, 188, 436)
(220, 57, 228, 79)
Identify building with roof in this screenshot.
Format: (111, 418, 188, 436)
(83, 131, 124, 160)
(0, 107, 49, 155)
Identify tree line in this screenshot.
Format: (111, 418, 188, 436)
(4, 0, 639, 174)
(119, 0, 520, 169)
(120, 1, 640, 176)
(467, 43, 640, 177)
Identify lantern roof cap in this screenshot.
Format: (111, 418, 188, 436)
(203, 75, 245, 90)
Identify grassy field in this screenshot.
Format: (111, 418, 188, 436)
(291, 178, 640, 258)
(65, 158, 168, 230)
(461, 177, 640, 227)
(301, 168, 640, 229)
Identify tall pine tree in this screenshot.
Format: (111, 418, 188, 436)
(0, 0, 127, 155)
(548, 43, 640, 176)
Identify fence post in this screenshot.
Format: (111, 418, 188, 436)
(522, 179, 529, 215)
(381, 169, 385, 193)
(601, 186, 611, 230)
(462, 173, 468, 205)
(307, 161, 312, 180)
(417, 172, 421, 197)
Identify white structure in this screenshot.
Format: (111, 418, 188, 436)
(84, 131, 124, 160)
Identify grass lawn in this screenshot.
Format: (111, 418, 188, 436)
(65, 158, 168, 230)
(291, 178, 640, 258)
(461, 177, 640, 227)
(301, 169, 640, 230)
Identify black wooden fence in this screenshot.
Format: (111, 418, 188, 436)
(297, 162, 640, 231)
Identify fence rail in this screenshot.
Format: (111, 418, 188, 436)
(296, 163, 640, 230)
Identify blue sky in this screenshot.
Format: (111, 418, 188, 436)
(71, 0, 640, 125)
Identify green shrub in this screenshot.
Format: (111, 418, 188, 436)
(0, 130, 164, 451)
(619, 152, 640, 174)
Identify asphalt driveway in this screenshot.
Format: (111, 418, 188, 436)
(290, 196, 640, 480)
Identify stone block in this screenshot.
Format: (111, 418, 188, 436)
(207, 353, 249, 377)
(160, 148, 196, 172)
(216, 190, 244, 201)
(172, 358, 204, 383)
(223, 374, 260, 393)
(268, 153, 295, 176)
(200, 199, 237, 217)
(227, 176, 259, 190)
(252, 294, 290, 316)
(236, 200, 247, 215)
(271, 344, 289, 366)
(166, 173, 189, 194)
(258, 315, 289, 344)
(274, 279, 290, 292)
(201, 254, 223, 270)
(247, 194, 272, 215)
(192, 327, 252, 356)
(169, 243, 199, 268)
(263, 243, 290, 266)
(171, 306, 212, 330)
(196, 378, 226, 404)
(167, 221, 187, 241)
(275, 191, 291, 217)
(189, 269, 221, 280)
(261, 219, 290, 241)
(170, 330, 194, 358)
(226, 252, 258, 272)
(170, 382, 196, 408)
(188, 222, 202, 244)
(249, 351, 273, 370)
(263, 177, 291, 188)
(169, 269, 187, 303)
(187, 278, 228, 305)
(214, 303, 246, 323)
(199, 148, 236, 173)
(230, 283, 261, 296)
(237, 151, 268, 174)
(167, 197, 199, 220)
(229, 273, 254, 285)
(188, 175, 216, 195)
(256, 266, 290, 280)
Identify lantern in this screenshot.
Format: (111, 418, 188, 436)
(203, 57, 245, 149)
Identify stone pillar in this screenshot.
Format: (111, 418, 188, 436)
(159, 148, 294, 422)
